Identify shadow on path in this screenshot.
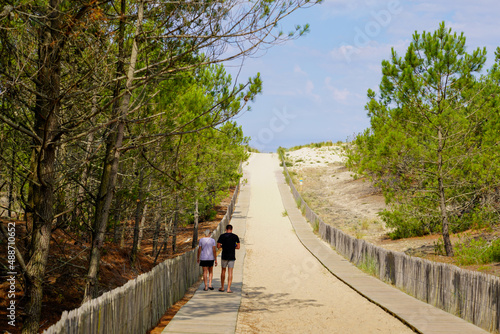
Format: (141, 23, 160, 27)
(238, 286, 323, 313)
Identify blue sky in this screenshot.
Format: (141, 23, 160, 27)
(224, 0, 500, 152)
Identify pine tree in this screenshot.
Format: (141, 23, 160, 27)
(346, 22, 500, 256)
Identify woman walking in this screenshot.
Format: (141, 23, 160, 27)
(197, 229, 217, 290)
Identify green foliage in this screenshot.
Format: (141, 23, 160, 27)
(246, 146, 261, 153)
(118, 61, 253, 235)
(295, 198, 302, 209)
(454, 235, 500, 265)
(202, 208, 218, 222)
(312, 219, 319, 233)
(345, 22, 500, 248)
(278, 146, 294, 167)
(280, 161, 293, 167)
(381, 208, 438, 239)
(287, 140, 335, 151)
(433, 237, 446, 256)
(357, 255, 379, 277)
(277, 146, 286, 160)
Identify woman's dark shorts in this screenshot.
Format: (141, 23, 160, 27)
(199, 260, 214, 267)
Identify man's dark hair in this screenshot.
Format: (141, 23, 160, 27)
(226, 224, 233, 230)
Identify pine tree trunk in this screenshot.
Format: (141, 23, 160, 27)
(131, 168, 145, 264)
(82, 0, 144, 303)
(437, 128, 454, 256)
(152, 210, 161, 256)
(192, 198, 199, 248)
(75, 125, 94, 225)
(83, 124, 124, 301)
(22, 1, 62, 331)
(113, 162, 124, 244)
(25, 149, 36, 253)
(137, 174, 151, 252)
(120, 218, 127, 248)
(153, 216, 170, 265)
(113, 208, 122, 244)
(55, 143, 67, 227)
(172, 199, 179, 254)
(164, 216, 172, 251)
(138, 204, 148, 251)
(8, 144, 15, 218)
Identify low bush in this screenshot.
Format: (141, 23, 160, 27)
(454, 235, 500, 265)
(380, 209, 435, 239)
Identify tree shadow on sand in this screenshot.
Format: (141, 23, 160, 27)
(238, 286, 323, 313)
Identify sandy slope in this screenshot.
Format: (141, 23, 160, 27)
(285, 146, 444, 254)
(235, 153, 413, 334)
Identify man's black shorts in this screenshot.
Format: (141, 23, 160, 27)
(199, 260, 214, 267)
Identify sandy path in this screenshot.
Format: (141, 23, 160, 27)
(235, 153, 414, 334)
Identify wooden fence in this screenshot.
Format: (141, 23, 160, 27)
(281, 159, 500, 333)
(43, 182, 240, 334)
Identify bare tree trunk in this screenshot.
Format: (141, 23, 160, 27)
(82, 0, 144, 303)
(192, 198, 199, 248)
(8, 141, 15, 218)
(25, 149, 36, 253)
(83, 119, 125, 301)
(113, 162, 124, 244)
(138, 204, 148, 250)
(439, 186, 453, 256)
(152, 209, 161, 256)
(438, 127, 454, 256)
(165, 216, 172, 250)
(120, 218, 127, 248)
(153, 216, 169, 265)
(171, 198, 179, 254)
(113, 206, 122, 244)
(55, 144, 67, 227)
(137, 174, 151, 252)
(131, 167, 145, 264)
(22, 2, 62, 331)
(75, 120, 95, 225)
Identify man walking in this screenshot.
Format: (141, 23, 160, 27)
(217, 224, 240, 293)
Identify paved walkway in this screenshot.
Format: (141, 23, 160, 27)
(275, 168, 488, 334)
(162, 153, 488, 334)
(161, 171, 250, 334)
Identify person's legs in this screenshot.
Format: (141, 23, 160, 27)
(220, 267, 226, 291)
(208, 266, 214, 289)
(202, 266, 209, 290)
(227, 268, 234, 292)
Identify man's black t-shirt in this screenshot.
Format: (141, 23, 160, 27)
(217, 232, 240, 261)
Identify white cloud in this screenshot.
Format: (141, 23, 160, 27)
(331, 87, 350, 102)
(330, 39, 409, 65)
(305, 80, 314, 94)
(324, 77, 350, 103)
(293, 64, 307, 76)
(320, 0, 404, 19)
(320, 0, 359, 16)
(305, 80, 321, 103)
(265, 79, 321, 104)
